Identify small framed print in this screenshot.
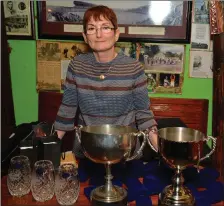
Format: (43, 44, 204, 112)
(145, 72, 157, 93)
(3, 0, 35, 39)
(156, 73, 182, 94)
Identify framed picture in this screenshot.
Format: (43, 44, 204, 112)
(137, 43, 185, 74)
(3, 0, 35, 39)
(189, 51, 213, 78)
(37, 1, 192, 43)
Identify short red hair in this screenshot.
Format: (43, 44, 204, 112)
(83, 5, 118, 33)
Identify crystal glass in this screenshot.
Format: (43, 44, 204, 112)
(31, 160, 55, 202)
(55, 163, 80, 205)
(7, 155, 31, 197)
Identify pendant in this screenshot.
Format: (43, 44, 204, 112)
(99, 74, 105, 80)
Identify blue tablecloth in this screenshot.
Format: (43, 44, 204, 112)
(78, 159, 224, 206)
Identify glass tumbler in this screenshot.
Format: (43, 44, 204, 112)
(31, 160, 55, 202)
(55, 163, 80, 205)
(7, 155, 31, 197)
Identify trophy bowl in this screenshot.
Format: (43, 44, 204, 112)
(158, 127, 216, 206)
(75, 124, 147, 206)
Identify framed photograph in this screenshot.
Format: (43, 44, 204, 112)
(189, 51, 213, 78)
(191, 23, 210, 50)
(192, 0, 209, 24)
(137, 43, 185, 74)
(115, 42, 136, 58)
(3, 0, 35, 39)
(156, 73, 182, 94)
(37, 1, 191, 43)
(145, 72, 157, 93)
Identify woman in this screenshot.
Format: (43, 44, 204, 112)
(54, 5, 158, 158)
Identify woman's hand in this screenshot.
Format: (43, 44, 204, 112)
(56, 130, 66, 139)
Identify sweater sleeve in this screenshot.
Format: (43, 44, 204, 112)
(54, 60, 78, 131)
(133, 62, 157, 130)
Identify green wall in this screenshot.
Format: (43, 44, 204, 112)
(8, 41, 213, 135)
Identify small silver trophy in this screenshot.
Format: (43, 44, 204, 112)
(156, 127, 216, 206)
(76, 124, 147, 206)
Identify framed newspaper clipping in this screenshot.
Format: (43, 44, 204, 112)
(3, 0, 35, 39)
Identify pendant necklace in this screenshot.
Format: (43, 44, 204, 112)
(99, 66, 112, 80)
(97, 53, 117, 80)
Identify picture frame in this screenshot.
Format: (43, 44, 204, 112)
(3, 0, 35, 40)
(137, 43, 185, 74)
(145, 71, 183, 94)
(189, 50, 213, 78)
(37, 1, 192, 43)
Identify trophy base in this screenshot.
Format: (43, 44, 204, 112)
(90, 185, 128, 206)
(159, 185, 195, 206)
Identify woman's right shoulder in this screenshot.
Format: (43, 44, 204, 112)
(70, 53, 93, 64)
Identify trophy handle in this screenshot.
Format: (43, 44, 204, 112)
(126, 131, 147, 161)
(74, 125, 83, 144)
(198, 136, 217, 164)
(146, 129, 158, 153)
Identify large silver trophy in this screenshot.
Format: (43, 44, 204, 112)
(156, 127, 216, 206)
(76, 124, 147, 206)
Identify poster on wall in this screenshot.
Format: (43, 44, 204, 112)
(3, 0, 35, 39)
(36, 40, 91, 91)
(36, 41, 62, 91)
(189, 51, 213, 78)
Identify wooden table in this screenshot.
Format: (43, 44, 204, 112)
(1, 176, 223, 205)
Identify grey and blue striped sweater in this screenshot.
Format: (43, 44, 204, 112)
(54, 52, 157, 156)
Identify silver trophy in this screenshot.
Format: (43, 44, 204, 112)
(75, 124, 147, 206)
(154, 127, 216, 206)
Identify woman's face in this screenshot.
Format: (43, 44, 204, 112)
(82, 15, 119, 53)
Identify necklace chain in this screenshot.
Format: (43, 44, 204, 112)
(97, 53, 117, 80)
(99, 66, 112, 80)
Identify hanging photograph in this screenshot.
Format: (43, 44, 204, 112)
(137, 43, 185, 73)
(3, 0, 35, 39)
(60, 42, 90, 87)
(145, 72, 157, 93)
(189, 51, 213, 78)
(61, 42, 90, 60)
(36, 41, 62, 91)
(37, 1, 191, 42)
(193, 0, 210, 24)
(115, 42, 136, 58)
(191, 23, 210, 50)
(156, 73, 182, 94)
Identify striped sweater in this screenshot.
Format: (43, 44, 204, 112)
(54, 52, 157, 156)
